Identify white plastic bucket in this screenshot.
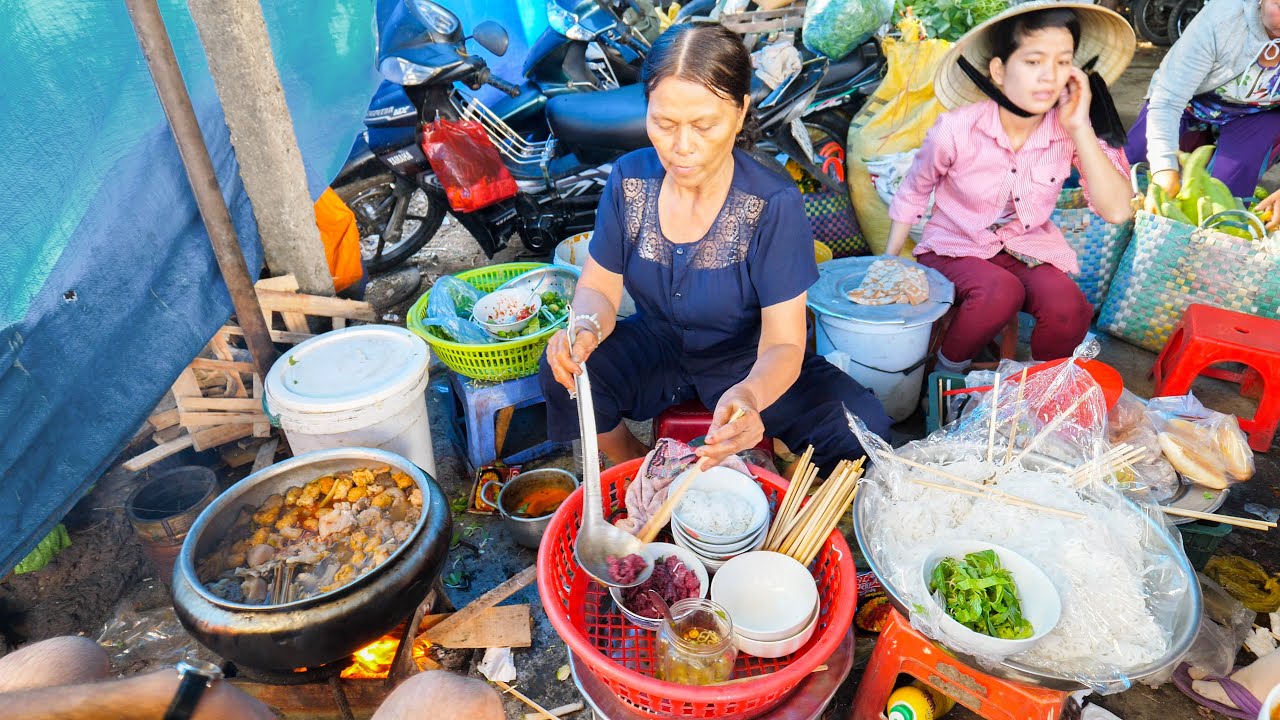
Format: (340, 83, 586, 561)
(264, 326, 437, 477)
(553, 232, 637, 317)
(815, 315, 936, 422)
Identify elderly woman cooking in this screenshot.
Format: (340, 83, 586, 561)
(538, 23, 891, 475)
(1126, 0, 1280, 211)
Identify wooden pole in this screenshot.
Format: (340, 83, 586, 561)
(123, 0, 277, 379)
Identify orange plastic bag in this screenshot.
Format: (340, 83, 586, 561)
(314, 187, 364, 293)
(420, 119, 518, 212)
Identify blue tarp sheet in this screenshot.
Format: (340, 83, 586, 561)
(0, 0, 382, 575)
(0, 0, 550, 576)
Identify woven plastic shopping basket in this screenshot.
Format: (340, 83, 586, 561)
(1052, 186, 1133, 307)
(1098, 168, 1280, 352)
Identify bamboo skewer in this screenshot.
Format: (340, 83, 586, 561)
(1160, 506, 1274, 530)
(1005, 368, 1029, 466)
(774, 458, 864, 564)
(799, 475, 859, 566)
(765, 445, 816, 549)
(767, 460, 820, 549)
(883, 453, 1085, 520)
(986, 374, 1001, 464)
(777, 469, 845, 557)
(495, 681, 561, 720)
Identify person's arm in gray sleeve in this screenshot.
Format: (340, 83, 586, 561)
(1144, 9, 1221, 196)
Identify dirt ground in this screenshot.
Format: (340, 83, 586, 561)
(2, 39, 1278, 720)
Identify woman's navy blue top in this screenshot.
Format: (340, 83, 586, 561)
(588, 147, 818, 387)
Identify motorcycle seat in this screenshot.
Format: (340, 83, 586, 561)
(546, 83, 650, 151)
(819, 42, 880, 89)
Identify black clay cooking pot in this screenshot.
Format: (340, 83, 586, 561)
(171, 448, 451, 671)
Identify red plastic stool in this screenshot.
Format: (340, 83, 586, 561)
(1152, 304, 1280, 452)
(850, 610, 1072, 720)
(654, 400, 773, 456)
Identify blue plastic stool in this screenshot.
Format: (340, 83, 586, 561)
(446, 370, 568, 473)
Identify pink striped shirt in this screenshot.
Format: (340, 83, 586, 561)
(888, 100, 1129, 275)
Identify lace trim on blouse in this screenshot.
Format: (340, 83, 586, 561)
(620, 177, 766, 269)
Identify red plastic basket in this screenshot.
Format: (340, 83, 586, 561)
(536, 459, 857, 719)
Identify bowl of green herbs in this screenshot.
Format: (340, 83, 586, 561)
(921, 541, 1061, 657)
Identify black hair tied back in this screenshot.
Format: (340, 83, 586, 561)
(642, 24, 760, 149)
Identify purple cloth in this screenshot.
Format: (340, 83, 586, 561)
(1126, 100, 1280, 196)
(1172, 662, 1262, 720)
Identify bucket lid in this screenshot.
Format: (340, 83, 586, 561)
(807, 257, 954, 327)
(265, 325, 430, 416)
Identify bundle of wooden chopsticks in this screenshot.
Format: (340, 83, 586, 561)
(763, 447, 864, 566)
(1068, 442, 1275, 532)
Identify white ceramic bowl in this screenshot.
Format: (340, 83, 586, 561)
(608, 542, 709, 631)
(673, 524, 768, 573)
(671, 466, 769, 545)
(710, 551, 819, 642)
(920, 541, 1062, 658)
(672, 520, 767, 560)
(1260, 682, 1280, 720)
(733, 604, 820, 659)
(472, 289, 542, 338)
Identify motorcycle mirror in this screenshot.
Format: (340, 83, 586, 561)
(471, 21, 509, 57)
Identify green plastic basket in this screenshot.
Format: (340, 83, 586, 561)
(1177, 520, 1233, 572)
(407, 262, 565, 382)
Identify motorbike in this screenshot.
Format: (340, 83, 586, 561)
(334, 0, 882, 269)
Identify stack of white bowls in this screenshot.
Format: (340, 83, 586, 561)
(669, 467, 770, 573)
(710, 551, 821, 658)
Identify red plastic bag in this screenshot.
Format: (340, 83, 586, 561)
(420, 119, 517, 212)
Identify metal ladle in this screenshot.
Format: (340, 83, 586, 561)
(569, 308, 654, 589)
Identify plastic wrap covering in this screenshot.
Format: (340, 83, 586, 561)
(0, 0, 376, 575)
(802, 0, 894, 61)
(420, 275, 491, 344)
(1147, 394, 1256, 489)
(850, 342, 1198, 693)
(1106, 389, 1180, 503)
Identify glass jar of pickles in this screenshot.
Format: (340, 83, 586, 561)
(654, 598, 737, 686)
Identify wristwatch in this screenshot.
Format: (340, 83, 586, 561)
(163, 658, 223, 720)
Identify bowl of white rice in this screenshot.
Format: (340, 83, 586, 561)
(672, 467, 769, 546)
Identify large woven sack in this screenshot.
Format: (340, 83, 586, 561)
(1053, 187, 1134, 307)
(846, 36, 950, 255)
(1098, 210, 1280, 352)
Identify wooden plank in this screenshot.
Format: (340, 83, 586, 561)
(282, 312, 310, 335)
(252, 374, 270, 438)
(419, 604, 532, 648)
(422, 565, 536, 644)
(256, 289, 376, 321)
(223, 324, 315, 345)
(124, 434, 194, 472)
(147, 408, 180, 431)
(175, 397, 262, 412)
(494, 406, 516, 458)
(172, 367, 203, 398)
(332, 317, 347, 330)
(179, 411, 266, 428)
(152, 426, 184, 445)
(220, 439, 266, 469)
(230, 678, 389, 720)
(189, 357, 257, 374)
(251, 437, 280, 474)
(192, 424, 253, 451)
(254, 273, 300, 292)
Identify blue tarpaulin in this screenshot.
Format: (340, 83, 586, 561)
(0, 0, 380, 575)
(0, 0, 551, 576)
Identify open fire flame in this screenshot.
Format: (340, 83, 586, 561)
(341, 634, 434, 679)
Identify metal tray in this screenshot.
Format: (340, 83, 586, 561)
(853, 442, 1202, 693)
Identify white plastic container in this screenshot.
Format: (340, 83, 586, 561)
(554, 232, 637, 317)
(807, 257, 954, 422)
(264, 326, 436, 477)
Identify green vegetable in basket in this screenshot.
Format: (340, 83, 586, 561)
(894, 0, 1009, 42)
(540, 291, 567, 318)
(929, 549, 1034, 640)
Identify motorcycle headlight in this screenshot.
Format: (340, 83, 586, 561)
(408, 0, 459, 36)
(380, 57, 440, 86)
(546, 1, 595, 41)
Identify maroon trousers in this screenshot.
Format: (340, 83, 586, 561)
(917, 251, 1092, 362)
